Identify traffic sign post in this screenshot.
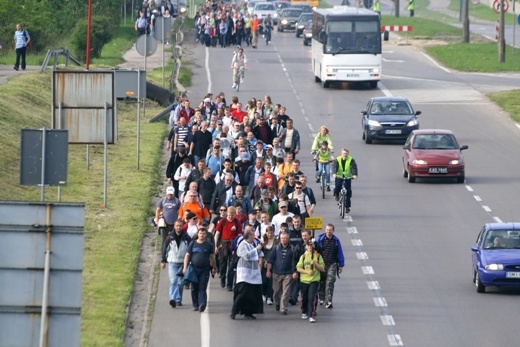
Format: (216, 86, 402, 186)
(493, 0, 509, 13)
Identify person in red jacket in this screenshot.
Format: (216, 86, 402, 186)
(214, 206, 243, 290)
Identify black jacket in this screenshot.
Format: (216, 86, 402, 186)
(210, 181, 238, 212)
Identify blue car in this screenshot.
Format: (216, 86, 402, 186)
(471, 223, 520, 293)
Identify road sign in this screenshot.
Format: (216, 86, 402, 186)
(493, 0, 509, 13)
(305, 216, 323, 230)
(136, 35, 158, 57)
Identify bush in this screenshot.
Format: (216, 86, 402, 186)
(71, 16, 115, 62)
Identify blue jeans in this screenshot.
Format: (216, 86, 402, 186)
(220, 33, 227, 47)
(317, 162, 331, 185)
(168, 262, 184, 303)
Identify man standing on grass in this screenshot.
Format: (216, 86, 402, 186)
(13, 24, 30, 71)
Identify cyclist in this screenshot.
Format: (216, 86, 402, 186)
(332, 148, 358, 213)
(313, 141, 334, 191)
(311, 125, 334, 173)
(230, 47, 248, 89)
(262, 13, 274, 45)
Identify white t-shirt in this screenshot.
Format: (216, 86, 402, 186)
(271, 212, 294, 235)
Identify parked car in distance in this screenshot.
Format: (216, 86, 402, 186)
(295, 12, 313, 37)
(291, 3, 313, 13)
(471, 223, 520, 293)
(277, 8, 302, 31)
(253, 2, 279, 23)
(362, 96, 421, 144)
(402, 129, 468, 183)
(303, 20, 312, 45)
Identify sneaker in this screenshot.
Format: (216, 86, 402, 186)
(240, 78, 244, 84)
(199, 304, 206, 312)
(232, 83, 237, 89)
(327, 186, 331, 192)
(301, 313, 308, 319)
(176, 302, 182, 306)
(13, 66, 19, 71)
(289, 298, 296, 306)
(315, 177, 320, 183)
(193, 307, 199, 311)
(169, 300, 176, 308)
(309, 317, 316, 323)
(262, 295, 266, 302)
(326, 302, 333, 309)
(281, 310, 288, 315)
(346, 208, 350, 213)
(267, 298, 273, 305)
(319, 300, 324, 305)
(275, 304, 280, 311)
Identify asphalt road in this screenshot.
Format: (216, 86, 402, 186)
(147, 19, 520, 347)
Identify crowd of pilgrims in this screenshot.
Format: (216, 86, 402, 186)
(156, 90, 343, 323)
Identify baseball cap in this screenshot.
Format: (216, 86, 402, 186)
(261, 189, 268, 198)
(266, 144, 273, 149)
(204, 98, 211, 103)
(241, 152, 251, 161)
(278, 201, 288, 207)
(166, 186, 175, 195)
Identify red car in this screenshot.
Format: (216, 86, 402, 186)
(402, 129, 468, 183)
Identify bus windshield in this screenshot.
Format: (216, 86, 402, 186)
(325, 20, 380, 54)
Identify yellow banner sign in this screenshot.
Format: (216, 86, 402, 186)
(304, 217, 323, 230)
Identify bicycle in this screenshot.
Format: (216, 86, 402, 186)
(338, 179, 348, 219)
(233, 66, 245, 91)
(264, 25, 272, 45)
(313, 152, 333, 199)
(231, 46, 246, 91)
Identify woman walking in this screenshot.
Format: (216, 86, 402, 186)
(230, 229, 264, 319)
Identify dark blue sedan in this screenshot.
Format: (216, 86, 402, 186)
(471, 223, 520, 293)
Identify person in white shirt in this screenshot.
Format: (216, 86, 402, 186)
(271, 201, 294, 235)
(174, 158, 194, 196)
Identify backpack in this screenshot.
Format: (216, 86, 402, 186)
(23, 30, 30, 46)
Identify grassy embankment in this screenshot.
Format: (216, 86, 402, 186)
(0, 19, 193, 347)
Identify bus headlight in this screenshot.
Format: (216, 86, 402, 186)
(326, 67, 336, 74)
(370, 68, 380, 76)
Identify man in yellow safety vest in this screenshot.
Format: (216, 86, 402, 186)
(332, 148, 358, 213)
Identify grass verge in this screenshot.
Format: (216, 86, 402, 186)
(0, 72, 167, 347)
(489, 89, 520, 123)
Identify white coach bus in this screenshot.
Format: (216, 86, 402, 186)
(312, 6, 382, 88)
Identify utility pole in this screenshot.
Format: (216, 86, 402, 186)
(462, 0, 470, 42)
(498, 0, 506, 62)
(395, 0, 400, 17)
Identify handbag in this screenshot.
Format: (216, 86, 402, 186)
(177, 263, 198, 285)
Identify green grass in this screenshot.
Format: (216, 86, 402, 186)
(381, 15, 462, 38)
(92, 24, 137, 66)
(449, 0, 518, 23)
(425, 42, 520, 72)
(0, 72, 167, 347)
(489, 89, 520, 123)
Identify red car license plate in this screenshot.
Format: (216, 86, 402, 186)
(428, 167, 448, 174)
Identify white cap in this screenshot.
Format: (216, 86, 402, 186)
(166, 186, 175, 195)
